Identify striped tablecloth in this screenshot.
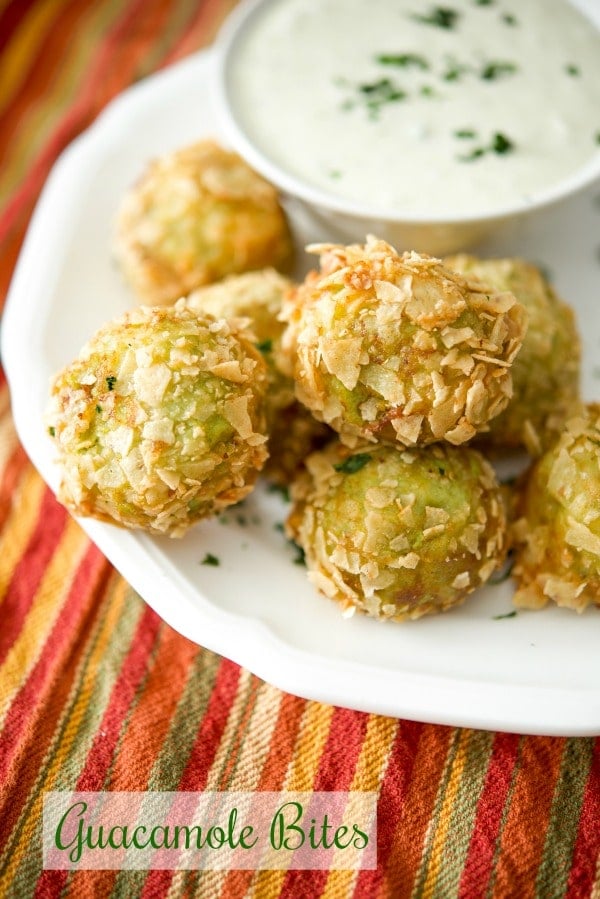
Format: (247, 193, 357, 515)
(1, 1, 599, 896)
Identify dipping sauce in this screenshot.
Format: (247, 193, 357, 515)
(226, 0, 600, 217)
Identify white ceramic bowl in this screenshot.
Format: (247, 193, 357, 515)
(214, 0, 600, 255)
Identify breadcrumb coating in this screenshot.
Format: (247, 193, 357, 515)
(288, 440, 507, 621)
(46, 302, 269, 536)
(444, 254, 581, 454)
(114, 140, 294, 306)
(281, 237, 527, 448)
(513, 404, 600, 611)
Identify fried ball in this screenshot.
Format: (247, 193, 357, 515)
(186, 268, 295, 416)
(186, 269, 329, 482)
(287, 441, 507, 621)
(114, 140, 294, 306)
(444, 255, 581, 454)
(281, 237, 527, 448)
(46, 302, 269, 537)
(512, 405, 600, 612)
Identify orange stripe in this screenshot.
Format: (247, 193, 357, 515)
(0, 468, 47, 607)
(380, 725, 455, 898)
(492, 737, 566, 897)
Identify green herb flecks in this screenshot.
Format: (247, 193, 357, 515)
(454, 128, 477, 139)
(595, 132, 600, 145)
(411, 6, 459, 29)
(565, 64, 580, 77)
(481, 60, 517, 81)
(501, 13, 517, 25)
(201, 552, 220, 567)
(420, 85, 436, 97)
(95, 405, 102, 413)
(358, 78, 407, 118)
(458, 131, 515, 161)
(329, 169, 343, 179)
(289, 540, 306, 566)
(376, 53, 429, 70)
(106, 375, 117, 391)
(256, 338, 273, 354)
(475, 0, 494, 5)
(492, 131, 514, 154)
(493, 610, 517, 620)
(334, 453, 372, 474)
(48, 426, 56, 437)
(266, 482, 291, 502)
(442, 58, 471, 82)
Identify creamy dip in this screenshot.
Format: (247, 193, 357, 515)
(227, 0, 600, 216)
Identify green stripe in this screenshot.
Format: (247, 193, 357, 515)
(535, 737, 595, 898)
(410, 727, 463, 898)
(1, 573, 143, 892)
(430, 730, 496, 898)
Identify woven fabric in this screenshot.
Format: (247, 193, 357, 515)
(0, 1, 599, 896)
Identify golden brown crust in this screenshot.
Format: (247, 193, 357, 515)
(114, 140, 294, 306)
(281, 237, 527, 448)
(46, 302, 269, 537)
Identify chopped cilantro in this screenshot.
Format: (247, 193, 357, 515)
(493, 610, 517, 620)
(106, 375, 117, 391)
(289, 540, 306, 566)
(48, 426, 56, 437)
(481, 61, 517, 80)
(266, 482, 291, 502)
(442, 61, 470, 82)
(565, 64, 580, 77)
(420, 85, 436, 97)
(454, 128, 477, 139)
(236, 514, 247, 526)
(329, 169, 342, 179)
(256, 338, 273, 354)
(438, 466, 446, 476)
(459, 146, 486, 161)
(376, 53, 429, 70)
(95, 405, 102, 413)
(595, 132, 600, 145)
(201, 552, 220, 567)
(411, 6, 459, 29)
(492, 131, 515, 154)
(475, 0, 494, 5)
(274, 522, 285, 533)
(334, 453, 372, 474)
(501, 12, 517, 25)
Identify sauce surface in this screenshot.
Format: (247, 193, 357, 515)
(228, 0, 600, 216)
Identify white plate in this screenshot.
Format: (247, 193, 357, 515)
(3, 48, 600, 736)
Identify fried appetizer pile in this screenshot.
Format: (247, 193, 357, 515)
(444, 255, 581, 454)
(114, 140, 294, 306)
(47, 303, 269, 536)
(186, 269, 331, 484)
(512, 405, 600, 612)
(287, 441, 506, 621)
(282, 237, 527, 448)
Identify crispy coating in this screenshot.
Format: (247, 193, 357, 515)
(46, 303, 269, 537)
(186, 269, 329, 482)
(287, 441, 507, 621)
(444, 255, 581, 454)
(512, 405, 600, 611)
(281, 237, 527, 448)
(186, 268, 295, 416)
(114, 140, 294, 306)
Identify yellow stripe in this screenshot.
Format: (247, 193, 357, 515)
(0, 576, 135, 890)
(0, 518, 87, 727)
(0, 0, 68, 113)
(0, 468, 46, 607)
(591, 852, 600, 899)
(0, 414, 19, 478)
(320, 715, 398, 898)
(248, 702, 336, 898)
(418, 729, 473, 895)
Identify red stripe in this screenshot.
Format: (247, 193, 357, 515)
(458, 732, 521, 898)
(278, 706, 370, 899)
(566, 737, 600, 896)
(0, 488, 67, 667)
(354, 719, 425, 899)
(0, 543, 107, 849)
(139, 657, 242, 899)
